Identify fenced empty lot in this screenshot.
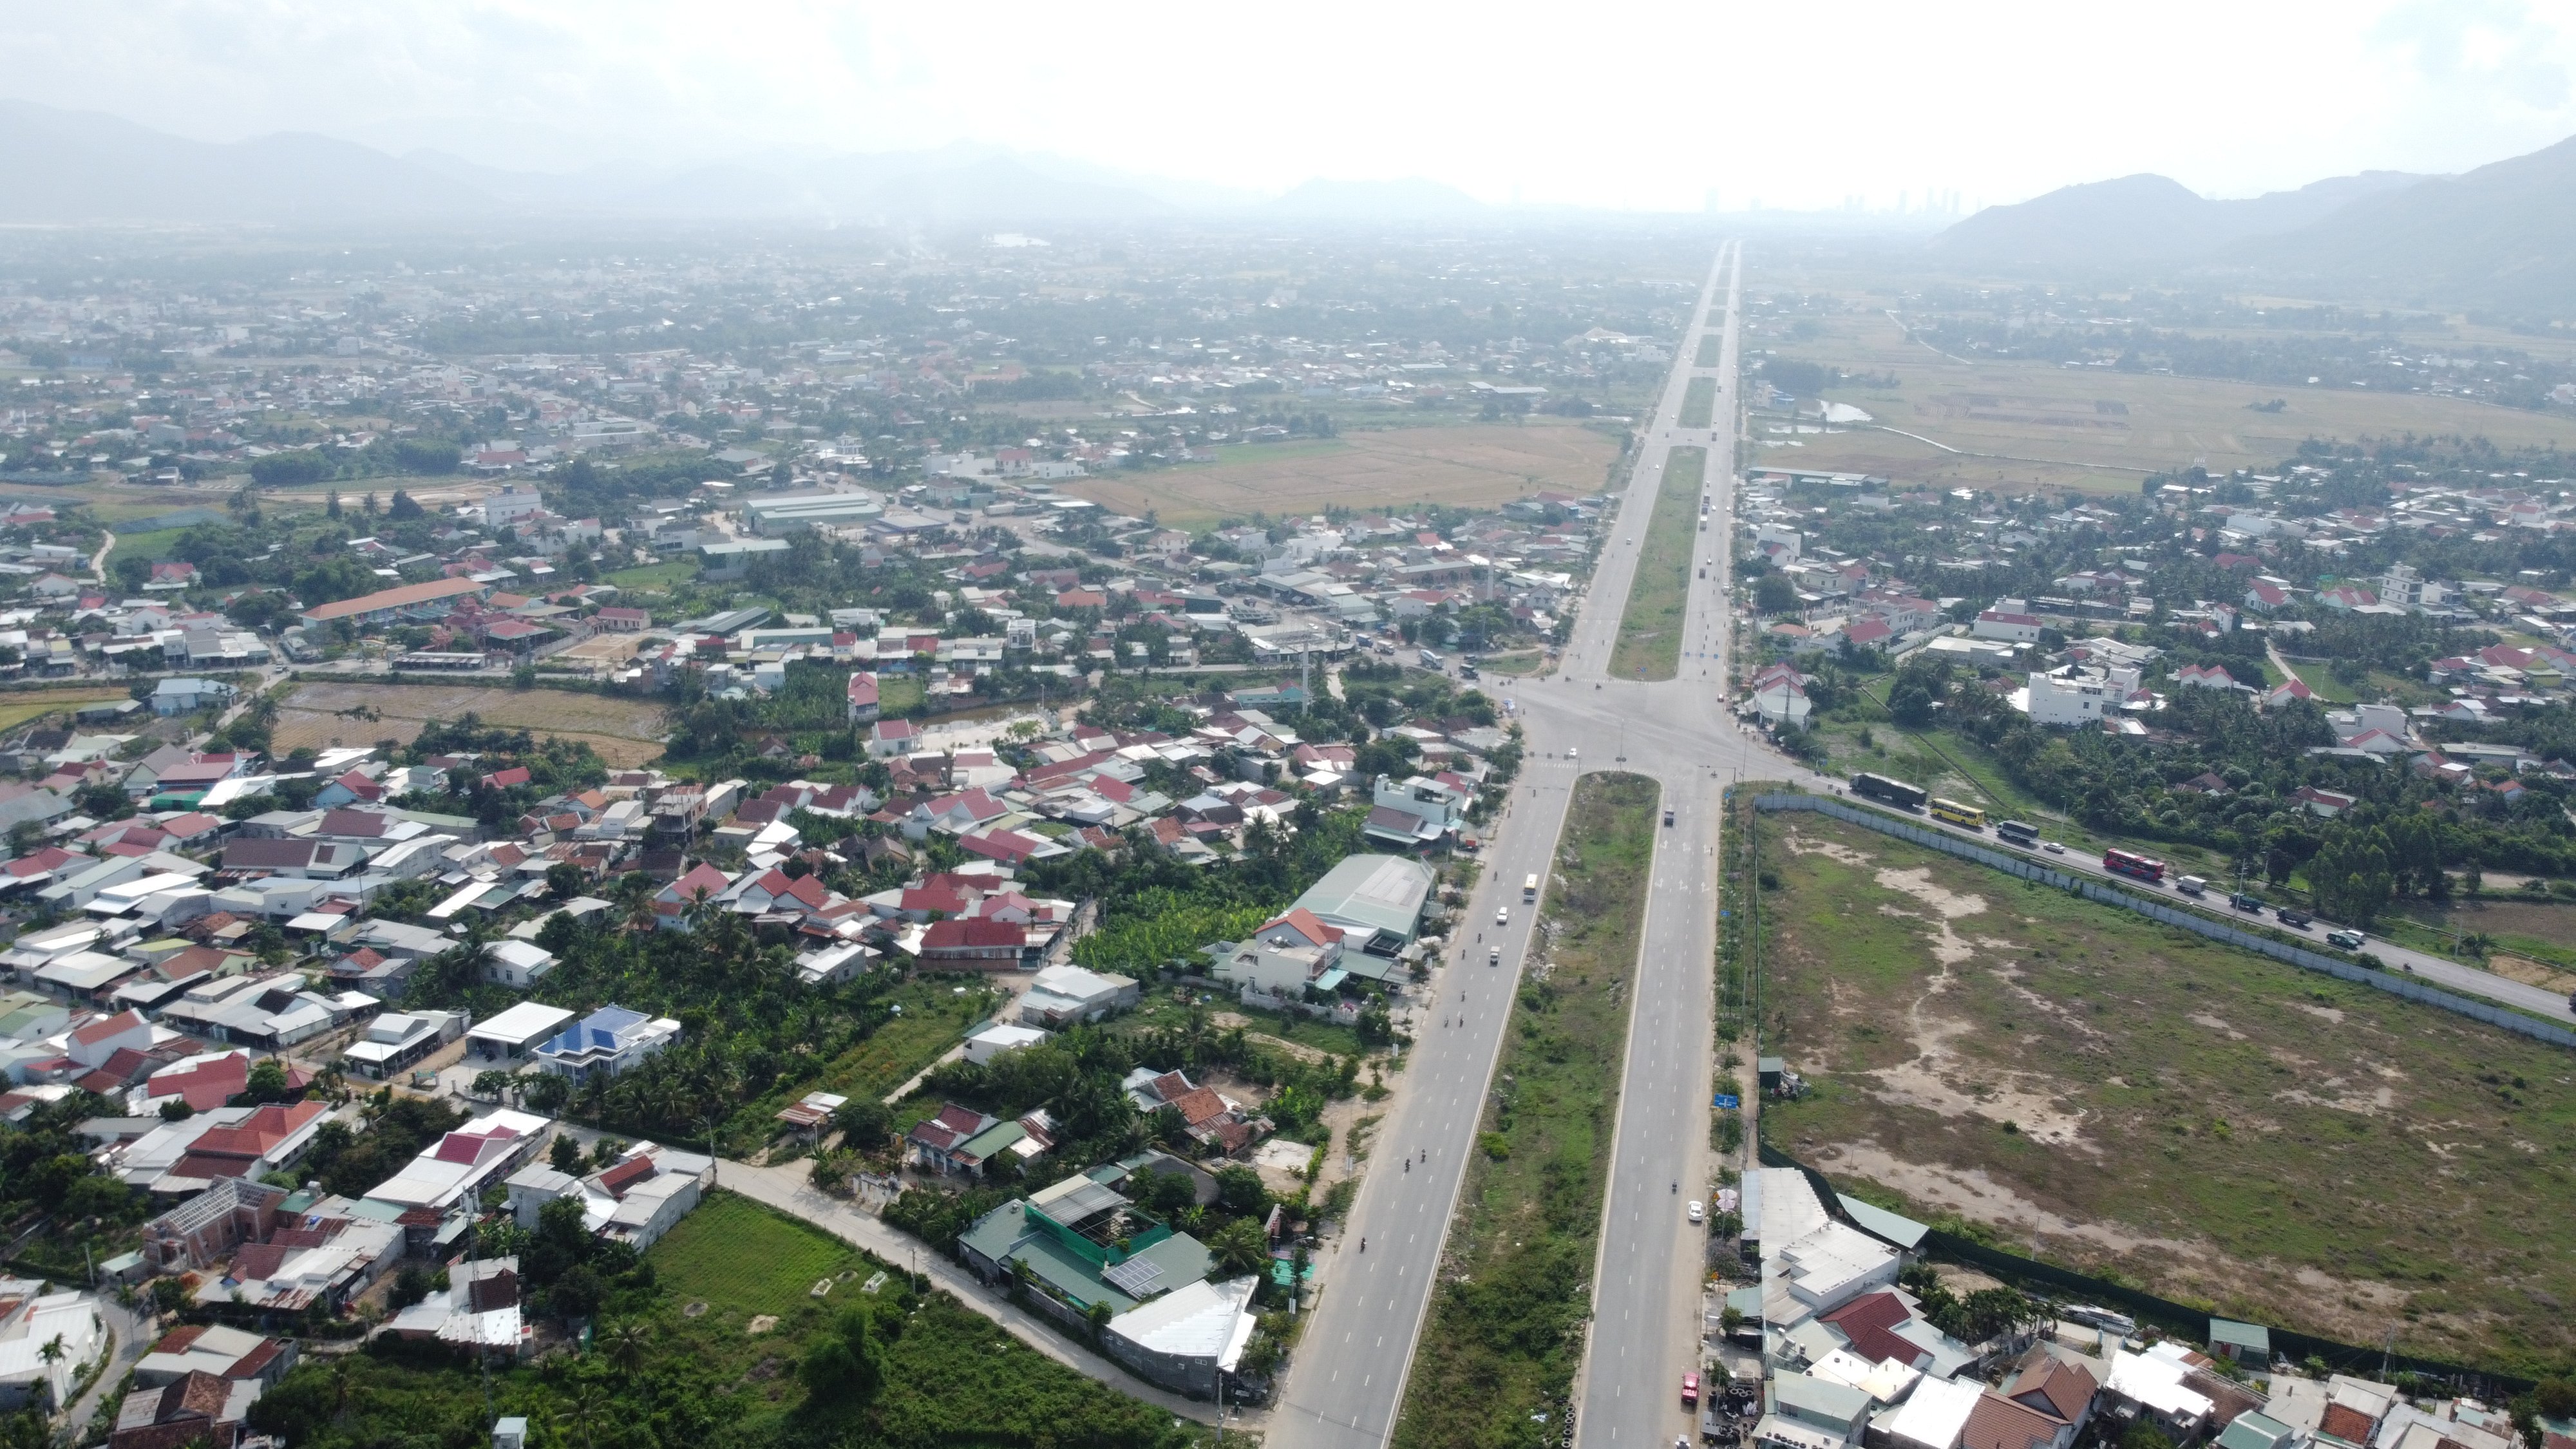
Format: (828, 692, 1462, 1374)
(272, 681, 669, 765)
(1064, 422, 1622, 525)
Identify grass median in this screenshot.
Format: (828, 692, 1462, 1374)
(1680, 376, 1716, 428)
(1394, 771, 1660, 1449)
(1608, 446, 1705, 681)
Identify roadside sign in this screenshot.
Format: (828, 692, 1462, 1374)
(1713, 1094, 1740, 1110)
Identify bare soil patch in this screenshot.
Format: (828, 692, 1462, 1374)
(274, 681, 669, 766)
(1760, 811, 2576, 1372)
(1063, 422, 1620, 526)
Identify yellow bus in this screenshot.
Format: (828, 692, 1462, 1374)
(1522, 873, 1540, 902)
(1927, 797, 1985, 828)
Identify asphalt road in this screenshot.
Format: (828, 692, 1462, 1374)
(1269, 243, 1752, 1449)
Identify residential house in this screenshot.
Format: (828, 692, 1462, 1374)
(535, 1005, 681, 1081)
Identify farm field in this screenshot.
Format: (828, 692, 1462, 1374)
(1756, 811, 2576, 1373)
(1062, 422, 1622, 526)
(271, 680, 670, 765)
(1608, 446, 1705, 681)
(0, 688, 136, 734)
(1747, 296, 2576, 494)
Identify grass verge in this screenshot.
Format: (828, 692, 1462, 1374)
(1681, 377, 1716, 429)
(1607, 447, 1705, 682)
(1696, 335, 1722, 368)
(1393, 772, 1660, 1449)
(1756, 810, 2576, 1374)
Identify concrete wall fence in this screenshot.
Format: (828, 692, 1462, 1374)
(1752, 793, 2576, 1053)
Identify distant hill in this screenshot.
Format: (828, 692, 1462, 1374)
(1931, 169, 2424, 270)
(1269, 177, 1488, 220)
(0, 100, 1473, 228)
(0, 100, 483, 223)
(2228, 134, 2576, 313)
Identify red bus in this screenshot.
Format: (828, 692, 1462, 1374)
(2103, 848, 2166, 883)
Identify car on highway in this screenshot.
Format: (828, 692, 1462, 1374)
(1681, 1373, 1700, 1408)
(2276, 909, 2312, 929)
(1567, 746, 1578, 761)
(1687, 1199, 1705, 1224)
(1664, 808, 1676, 827)
(2326, 929, 2365, 950)
(2040, 840, 2065, 854)
(2230, 893, 2266, 913)
(1495, 906, 1510, 926)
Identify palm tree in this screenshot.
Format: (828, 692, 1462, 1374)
(1208, 1219, 1270, 1277)
(557, 1381, 609, 1449)
(598, 1319, 652, 1374)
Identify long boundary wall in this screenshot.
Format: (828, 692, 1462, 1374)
(1751, 793, 2576, 1051)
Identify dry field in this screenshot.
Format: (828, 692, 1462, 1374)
(1063, 422, 1622, 525)
(1750, 301, 2575, 494)
(1759, 813, 2576, 1373)
(272, 681, 669, 766)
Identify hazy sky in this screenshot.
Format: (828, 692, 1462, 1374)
(8, 0, 2576, 212)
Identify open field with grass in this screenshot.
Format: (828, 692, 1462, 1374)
(607, 558, 700, 594)
(1681, 376, 1716, 428)
(0, 688, 135, 734)
(1747, 299, 2576, 494)
(1756, 811, 2576, 1372)
(2399, 898, 2576, 978)
(821, 978, 998, 1103)
(272, 680, 670, 766)
(654, 1190, 872, 1321)
(1609, 446, 1705, 681)
(1062, 422, 1622, 526)
(1394, 772, 1658, 1449)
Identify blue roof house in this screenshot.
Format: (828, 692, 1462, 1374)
(535, 1004, 683, 1081)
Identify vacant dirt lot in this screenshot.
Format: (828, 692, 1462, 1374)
(273, 681, 669, 766)
(1759, 813, 2576, 1373)
(1063, 422, 1621, 525)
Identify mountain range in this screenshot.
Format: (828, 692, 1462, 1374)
(0, 99, 1474, 229)
(1930, 132, 2576, 313)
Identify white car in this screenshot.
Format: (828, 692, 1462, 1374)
(1566, 746, 1579, 761)
(2041, 840, 2065, 854)
(1495, 906, 1510, 926)
(1687, 1200, 1705, 1224)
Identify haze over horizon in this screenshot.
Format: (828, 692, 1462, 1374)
(8, 0, 2576, 216)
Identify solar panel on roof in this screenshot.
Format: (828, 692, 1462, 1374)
(1101, 1257, 1164, 1297)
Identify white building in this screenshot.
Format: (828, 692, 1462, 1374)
(963, 1022, 1050, 1065)
(465, 1001, 576, 1066)
(482, 940, 558, 989)
(1017, 965, 1141, 1027)
(2023, 671, 2108, 727)
(485, 485, 548, 527)
(0, 1282, 103, 1410)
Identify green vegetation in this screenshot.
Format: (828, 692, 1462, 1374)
(1681, 376, 1716, 429)
(249, 1190, 1200, 1449)
(811, 978, 1003, 1103)
(1696, 335, 1723, 368)
(1608, 446, 1705, 681)
(1757, 811, 2576, 1374)
(1394, 772, 1660, 1449)
(605, 557, 700, 592)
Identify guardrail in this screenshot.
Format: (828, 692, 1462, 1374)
(1752, 793, 2576, 1052)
